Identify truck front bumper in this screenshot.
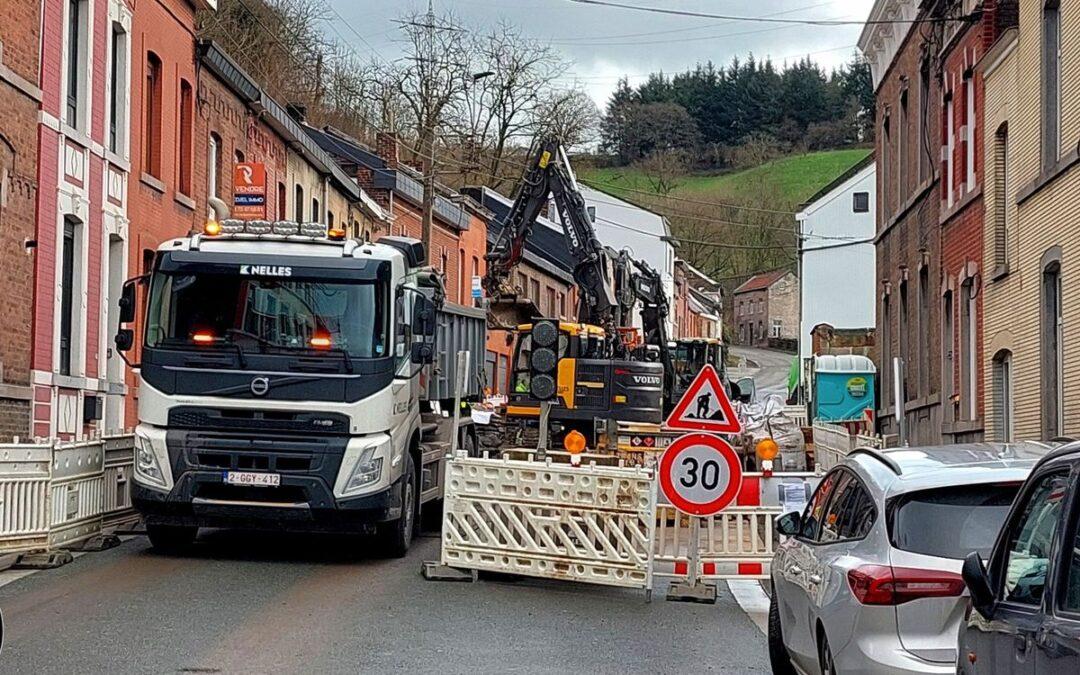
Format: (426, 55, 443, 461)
(132, 471, 406, 534)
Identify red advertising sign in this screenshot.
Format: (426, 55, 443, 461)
(233, 162, 266, 220)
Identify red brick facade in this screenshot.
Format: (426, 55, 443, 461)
(0, 0, 43, 439)
(124, 0, 203, 430)
(939, 9, 988, 441)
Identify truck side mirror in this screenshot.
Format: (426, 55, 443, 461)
(410, 342, 434, 365)
(119, 279, 139, 324)
(115, 328, 134, 353)
(413, 296, 436, 338)
(962, 551, 997, 619)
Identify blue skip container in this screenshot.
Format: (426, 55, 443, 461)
(813, 355, 876, 422)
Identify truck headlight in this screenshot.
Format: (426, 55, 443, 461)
(134, 434, 166, 488)
(344, 446, 384, 494)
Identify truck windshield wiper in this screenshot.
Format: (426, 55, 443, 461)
(315, 347, 354, 373)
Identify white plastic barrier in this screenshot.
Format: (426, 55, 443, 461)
(654, 471, 823, 581)
(441, 454, 657, 590)
(781, 405, 809, 428)
(0, 434, 136, 554)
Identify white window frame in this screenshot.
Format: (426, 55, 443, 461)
(946, 96, 956, 207)
(966, 75, 976, 192)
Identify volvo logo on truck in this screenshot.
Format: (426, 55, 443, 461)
(240, 264, 292, 277)
(250, 377, 270, 396)
(632, 375, 662, 386)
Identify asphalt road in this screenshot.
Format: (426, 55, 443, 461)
(729, 346, 794, 402)
(0, 530, 771, 674)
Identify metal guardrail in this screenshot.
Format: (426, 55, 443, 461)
(0, 434, 136, 555)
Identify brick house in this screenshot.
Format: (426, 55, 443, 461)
(860, 0, 944, 446)
(465, 185, 579, 397)
(981, 0, 1079, 442)
(31, 0, 142, 439)
(0, 0, 43, 439)
(304, 126, 480, 306)
(934, 0, 995, 443)
(732, 271, 798, 347)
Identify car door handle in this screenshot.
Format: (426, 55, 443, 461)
(808, 573, 822, 585)
(787, 565, 803, 576)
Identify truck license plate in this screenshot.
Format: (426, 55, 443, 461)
(223, 471, 281, 487)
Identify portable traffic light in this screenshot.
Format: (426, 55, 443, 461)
(529, 320, 560, 401)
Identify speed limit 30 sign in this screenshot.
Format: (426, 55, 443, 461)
(659, 433, 743, 516)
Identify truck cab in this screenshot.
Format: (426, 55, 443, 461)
(117, 220, 468, 556)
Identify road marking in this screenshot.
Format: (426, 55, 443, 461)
(727, 579, 769, 635)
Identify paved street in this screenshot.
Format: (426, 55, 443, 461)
(0, 531, 771, 674)
(729, 346, 794, 402)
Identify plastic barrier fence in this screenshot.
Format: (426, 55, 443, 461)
(441, 454, 657, 590)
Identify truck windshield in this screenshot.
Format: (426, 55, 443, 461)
(145, 272, 390, 358)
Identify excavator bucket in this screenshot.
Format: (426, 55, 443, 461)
(486, 293, 540, 330)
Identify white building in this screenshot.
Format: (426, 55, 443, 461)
(546, 184, 677, 335)
(796, 154, 877, 366)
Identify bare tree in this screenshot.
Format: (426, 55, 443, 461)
(391, 4, 473, 254)
(536, 87, 601, 150)
(637, 149, 689, 196)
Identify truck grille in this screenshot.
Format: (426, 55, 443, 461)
(168, 407, 350, 435)
(194, 483, 308, 504)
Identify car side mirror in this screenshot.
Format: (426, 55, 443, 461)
(115, 328, 134, 353)
(776, 511, 801, 537)
(411, 342, 434, 365)
(119, 278, 139, 324)
(962, 551, 996, 619)
(412, 296, 437, 338)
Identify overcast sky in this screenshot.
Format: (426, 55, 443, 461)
(326, 0, 876, 108)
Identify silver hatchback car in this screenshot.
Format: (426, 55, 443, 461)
(768, 443, 1052, 675)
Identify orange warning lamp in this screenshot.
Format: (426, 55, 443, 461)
(564, 430, 587, 454)
(327, 227, 347, 241)
(192, 330, 215, 344)
(309, 334, 332, 349)
(755, 438, 780, 461)
(204, 220, 222, 236)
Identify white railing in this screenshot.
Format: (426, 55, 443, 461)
(0, 434, 136, 555)
(781, 405, 809, 428)
(813, 422, 885, 469)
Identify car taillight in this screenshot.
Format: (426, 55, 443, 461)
(847, 565, 965, 605)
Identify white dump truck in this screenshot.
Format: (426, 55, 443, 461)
(115, 219, 484, 556)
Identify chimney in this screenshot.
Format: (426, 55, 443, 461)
(286, 103, 307, 124)
(376, 131, 400, 170)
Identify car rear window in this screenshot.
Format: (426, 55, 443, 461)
(889, 483, 1021, 559)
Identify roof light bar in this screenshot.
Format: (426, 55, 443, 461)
(208, 219, 333, 239)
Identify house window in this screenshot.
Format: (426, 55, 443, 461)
(530, 279, 541, 304)
(234, 149, 245, 164)
(294, 185, 304, 221)
(852, 192, 869, 213)
(942, 289, 955, 421)
(993, 350, 1013, 442)
(771, 319, 782, 338)
(178, 80, 193, 197)
(1042, 252, 1063, 438)
(208, 132, 221, 199)
(1043, 0, 1062, 169)
(459, 250, 467, 303)
(66, 0, 86, 127)
(144, 52, 162, 178)
(441, 251, 449, 275)
(994, 124, 1010, 269)
(59, 217, 81, 376)
(965, 73, 976, 192)
(311, 197, 320, 222)
(547, 288, 557, 316)
(107, 24, 127, 153)
(558, 291, 566, 317)
(960, 277, 977, 420)
(327, 211, 335, 229)
(485, 350, 497, 392)
(918, 64, 931, 181)
(277, 182, 286, 220)
(882, 115, 891, 218)
(882, 293, 892, 406)
(946, 93, 955, 207)
(898, 90, 907, 201)
(899, 279, 909, 401)
(918, 265, 930, 396)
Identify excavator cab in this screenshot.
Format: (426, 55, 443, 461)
(670, 338, 725, 409)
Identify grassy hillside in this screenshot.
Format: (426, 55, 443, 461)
(580, 148, 872, 207)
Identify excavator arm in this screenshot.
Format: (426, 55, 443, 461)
(484, 137, 619, 337)
(627, 258, 675, 403)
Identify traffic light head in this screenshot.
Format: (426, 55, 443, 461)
(529, 320, 560, 401)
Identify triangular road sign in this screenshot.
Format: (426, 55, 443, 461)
(666, 364, 743, 434)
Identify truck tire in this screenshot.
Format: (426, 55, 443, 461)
(146, 524, 197, 554)
(378, 454, 417, 558)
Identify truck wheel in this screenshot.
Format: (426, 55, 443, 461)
(146, 524, 197, 554)
(378, 454, 417, 558)
(461, 429, 477, 457)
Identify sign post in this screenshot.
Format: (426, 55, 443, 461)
(659, 432, 743, 603)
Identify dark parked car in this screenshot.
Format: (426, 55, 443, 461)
(960, 442, 1080, 674)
